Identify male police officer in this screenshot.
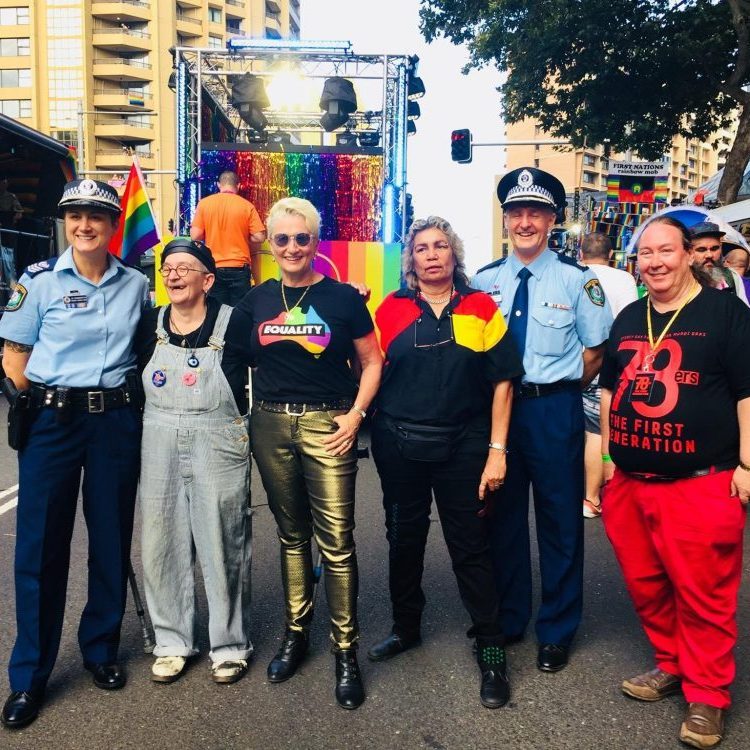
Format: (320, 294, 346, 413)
(473, 167, 612, 672)
(0, 180, 149, 729)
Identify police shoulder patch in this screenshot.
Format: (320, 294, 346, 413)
(475, 257, 507, 274)
(25, 258, 57, 277)
(584, 278, 606, 306)
(4, 283, 28, 312)
(556, 253, 588, 272)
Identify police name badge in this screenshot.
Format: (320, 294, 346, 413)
(4, 283, 27, 312)
(63, 293, 88, 309)
(584, 278, 605, 306)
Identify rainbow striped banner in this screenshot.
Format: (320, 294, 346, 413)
(254, 240, 403, 315)
(109, 156, 160, 261)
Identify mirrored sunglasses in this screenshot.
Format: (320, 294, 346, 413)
(272, 232, 312, 248)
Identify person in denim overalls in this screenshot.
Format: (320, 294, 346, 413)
(138, 238, 252, 685)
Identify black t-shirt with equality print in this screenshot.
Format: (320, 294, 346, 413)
(599, 287, 750, 476)
(235, 276, 374, 402)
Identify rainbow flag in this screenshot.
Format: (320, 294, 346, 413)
(254, 240, 403, 315)
(109, 156, 160, 260)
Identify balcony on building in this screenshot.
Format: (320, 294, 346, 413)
(176, 0, 202, 8)
(288, 0, 301, 28)
(94, 114, 154, 142)
(93, 56, 153, 83)
(226, 19, 243, 38)
(93, 86, 154, 112)
(95, 146, 155, 170)
(176, 11, 203, 37)
(92, 25, 152, 54)
(265, 14, 282, 39)
(91, 1, 151, 23)
(225, 0, 245, 18)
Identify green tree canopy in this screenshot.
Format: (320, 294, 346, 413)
(420, 0, 750, 203)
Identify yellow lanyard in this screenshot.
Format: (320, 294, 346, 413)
(644, 283, 700, 370)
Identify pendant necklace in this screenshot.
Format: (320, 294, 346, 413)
(170, 307, 207, 369)
(281, 280, 313, 316)
(643, 283, 700, 371)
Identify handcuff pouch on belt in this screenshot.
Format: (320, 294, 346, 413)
(383, 414, 464, 462)
(1, 377, 34, 451)
(125, 370, 145, 412)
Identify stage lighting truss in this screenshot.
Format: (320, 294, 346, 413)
(175, 44, 417, 243)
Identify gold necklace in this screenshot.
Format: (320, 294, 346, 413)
(281, 281, 313, 313)
(643, 283, 700, 371)
(418, 285, 454, 305)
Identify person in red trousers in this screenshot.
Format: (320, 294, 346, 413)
(599, 216, 750, 750)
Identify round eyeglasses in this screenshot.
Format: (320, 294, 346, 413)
(159, 264, 210, 278)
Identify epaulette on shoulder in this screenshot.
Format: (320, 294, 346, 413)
(118, 257, 147, 273)
(475, 257, 507, 274)
(24, 258, 57, 277)
(556, 253, 588, 272)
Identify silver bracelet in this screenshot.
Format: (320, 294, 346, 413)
(488, 442, 508, 453)
(351, 405, 367, 419)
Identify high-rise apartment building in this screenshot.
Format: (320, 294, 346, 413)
(492, 118, 735, 257)
(0, 0, 301, 231)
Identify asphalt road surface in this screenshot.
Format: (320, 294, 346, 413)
(1, 400, 749, 750)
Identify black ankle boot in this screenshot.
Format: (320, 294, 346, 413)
(267, 629, 309, 683)
(334, 649, 365, 710)
(476, 640, 510, 709)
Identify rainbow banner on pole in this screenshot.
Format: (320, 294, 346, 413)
(110, 155, 160, 260)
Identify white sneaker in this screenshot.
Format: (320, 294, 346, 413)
(583, 498, 602, 519)
(211, 659, 248, 685)
(151, 656, 187, 684)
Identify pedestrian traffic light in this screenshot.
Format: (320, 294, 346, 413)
(451, 129, 472, 164)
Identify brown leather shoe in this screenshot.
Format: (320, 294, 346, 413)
(679, 703, 724, 748)
(622, 667, 681, 701)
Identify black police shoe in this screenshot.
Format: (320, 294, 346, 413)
(334, 649, 365, 710)
(537, 644, 569, 673)
(476, 640, 510, 709)
(366, 633, 421, 662)
(84, 661, 126, 690)
(2, 690, 43, 729)
(267, 629, 309, 683)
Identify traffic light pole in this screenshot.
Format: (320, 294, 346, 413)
(450, 128, 572, 163)
(471, 139, 572, 147)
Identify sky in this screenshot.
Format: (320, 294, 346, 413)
(302, 0, 506, 272)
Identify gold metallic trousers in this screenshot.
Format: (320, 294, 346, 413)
(250, 406, 359, 650)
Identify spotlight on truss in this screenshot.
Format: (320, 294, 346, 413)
(319, 77, 357, 132)
(232, 73, 270, 132)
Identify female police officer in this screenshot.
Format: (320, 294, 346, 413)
(0, 179, 149, 729)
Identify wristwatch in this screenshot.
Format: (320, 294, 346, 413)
(488, 442, 508, 453)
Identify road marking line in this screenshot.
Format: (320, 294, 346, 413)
(0, 496, 18, 516)
(0, 485, 19, 500)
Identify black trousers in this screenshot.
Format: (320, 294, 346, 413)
(371, 414, 503, 642)
(209, 265, 251, 307)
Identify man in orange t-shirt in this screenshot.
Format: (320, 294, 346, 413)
(190, 170, 266, 305)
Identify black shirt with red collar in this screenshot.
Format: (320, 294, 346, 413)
(374, 282, 524, 426)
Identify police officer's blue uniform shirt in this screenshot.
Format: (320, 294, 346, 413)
(472, 248, 612, 383)
(0, 248, 150, 388)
